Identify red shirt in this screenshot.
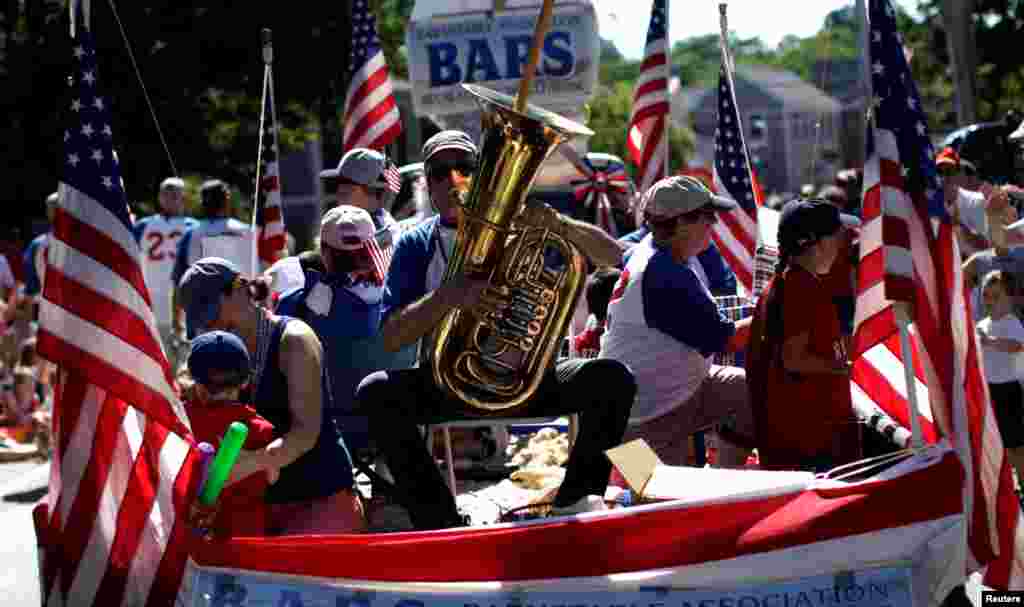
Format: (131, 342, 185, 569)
(185, 400, 276, 537)
(758, 266, 856, 467)
(573, 324, 604, 357)
(820, 232, 855, 297)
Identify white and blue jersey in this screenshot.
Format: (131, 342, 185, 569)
(132, 214, 198, 328)
(600, 235, 735, 424)
(171, 218, 255, 287)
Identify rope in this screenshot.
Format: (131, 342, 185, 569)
(105, 0, 178, 177)
(809, 8, 838, 188)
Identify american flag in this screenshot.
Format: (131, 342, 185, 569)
(35, 23, 200, 607)
(341, 0, 402, 152)
(851, 0, 1024, 589)
(383, 159, 401, 194)
(626, 0, 669, 196)
(711, 60, 760, 295)
(255, 100, 287, 269)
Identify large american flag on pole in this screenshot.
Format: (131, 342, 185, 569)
(851, 0, 1024, 589)
(340, 0, 402, 152)
(35, 19, 200, 607)
(626, 0, 669, 196)
(711, 58, 760, 295)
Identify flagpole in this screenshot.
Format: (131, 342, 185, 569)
(663, 0, 671, 179)
(251, 28, 273, 277)
(719, 3, 758, 205)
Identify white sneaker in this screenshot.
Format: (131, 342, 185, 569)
(550, 495, 608, 516)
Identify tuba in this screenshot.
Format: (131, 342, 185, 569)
(423, 83, 594, 415)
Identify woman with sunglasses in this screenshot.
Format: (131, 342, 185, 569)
(601, 176, 755, 468)
(178, 256, 364, 535)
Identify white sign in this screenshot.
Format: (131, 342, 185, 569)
(407, 1, 599, 117)
(188, 565, 914, 607)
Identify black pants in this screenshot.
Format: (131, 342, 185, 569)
(355, 358, 635, 530)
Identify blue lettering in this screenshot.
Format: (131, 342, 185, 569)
(542, 31, 574, 77)
(428, 42, 462, 86)
(465, 38, 501, 83)
(504, 35, 533, 79)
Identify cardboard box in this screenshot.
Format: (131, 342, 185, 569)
(605, 439, 815, 503)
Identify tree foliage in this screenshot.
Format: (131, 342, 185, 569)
(585, 81, 695, 173)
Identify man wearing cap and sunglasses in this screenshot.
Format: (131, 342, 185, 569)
(133, 177, 198, 370)
(356, 130, 635, 529)
(600, 175, 756, 468)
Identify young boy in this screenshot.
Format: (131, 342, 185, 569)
(977, 271, 1024, 482)
(185, 330, 277, 537)
(573, 268, 621, 358)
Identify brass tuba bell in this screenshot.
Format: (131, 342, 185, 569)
(423, 83, 594, 415)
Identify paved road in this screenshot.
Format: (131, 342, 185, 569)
(0, 461, 49, 607)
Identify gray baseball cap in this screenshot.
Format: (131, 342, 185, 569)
(422, 130, 478, 165)
(320, 148, 388, 189)
(160, 176, 185, 191)
(642, 175, 736, 218)
(178, 257, 241, 339)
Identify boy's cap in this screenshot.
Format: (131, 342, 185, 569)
(320, 205, 375, 251)
(160, 177, 185, 191)
(187, 330, 250, 388)
(936, 146, 960, 168)
(178, 257, 241, 339)
(642, 175, 736, 218)
(778, 199, 860, 253)
(422, 130, 478, 164)
(320, 148, 388, 189)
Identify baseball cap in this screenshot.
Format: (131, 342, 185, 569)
(1011, 120, 1024, 142)
(320, 148, 389, 190)
(187, 330, 250, 388)
(320, 205, 375, 251)
(935, 146, 960, 169)
(778, 199, 860, 254)
(45, 191, 60, 209)
(642, 175, 736, 218)
(422, 130, 478, 165)
(160, 177, 185, 191)
(178, 257, 241, 339)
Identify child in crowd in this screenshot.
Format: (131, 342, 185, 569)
(184, 330, 277, 538)
(574, 268, 621, 358)
(746, 199, 861, 473)
(976, 271, 1024, 481)
(0, 366, 41, 443)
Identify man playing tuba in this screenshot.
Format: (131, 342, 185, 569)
(356, 130, 636, 530)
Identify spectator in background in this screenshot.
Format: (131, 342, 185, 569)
(171, 180, 255, 340)
(976, 270, 1024, 482)
(0, 226, 24, 289)
(23, 191, 58, 299)
(964, 187, 1024, 320)
(938, 146, 993, 258)
(133, 177, 198, 371)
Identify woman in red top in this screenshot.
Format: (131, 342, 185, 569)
(746, 199, 861, 472)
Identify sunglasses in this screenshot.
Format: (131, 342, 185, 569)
(645, 208, 717, 230)
(427, 159, 476, 182)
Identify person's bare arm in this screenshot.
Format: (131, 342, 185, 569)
(724, 317, 752, 353)
(781, 331, 849, 375)
(380, 277, 491, 352)
(520, 203, 625, 267)
(228, 320, 322, 484)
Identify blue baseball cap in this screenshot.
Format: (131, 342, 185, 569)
(178, 257, 241, 339)
(187, 331, 250, 388)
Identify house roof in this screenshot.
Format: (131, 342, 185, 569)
(735, 66, 841, 114)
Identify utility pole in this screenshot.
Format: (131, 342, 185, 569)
(942, 0, 977, 124)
